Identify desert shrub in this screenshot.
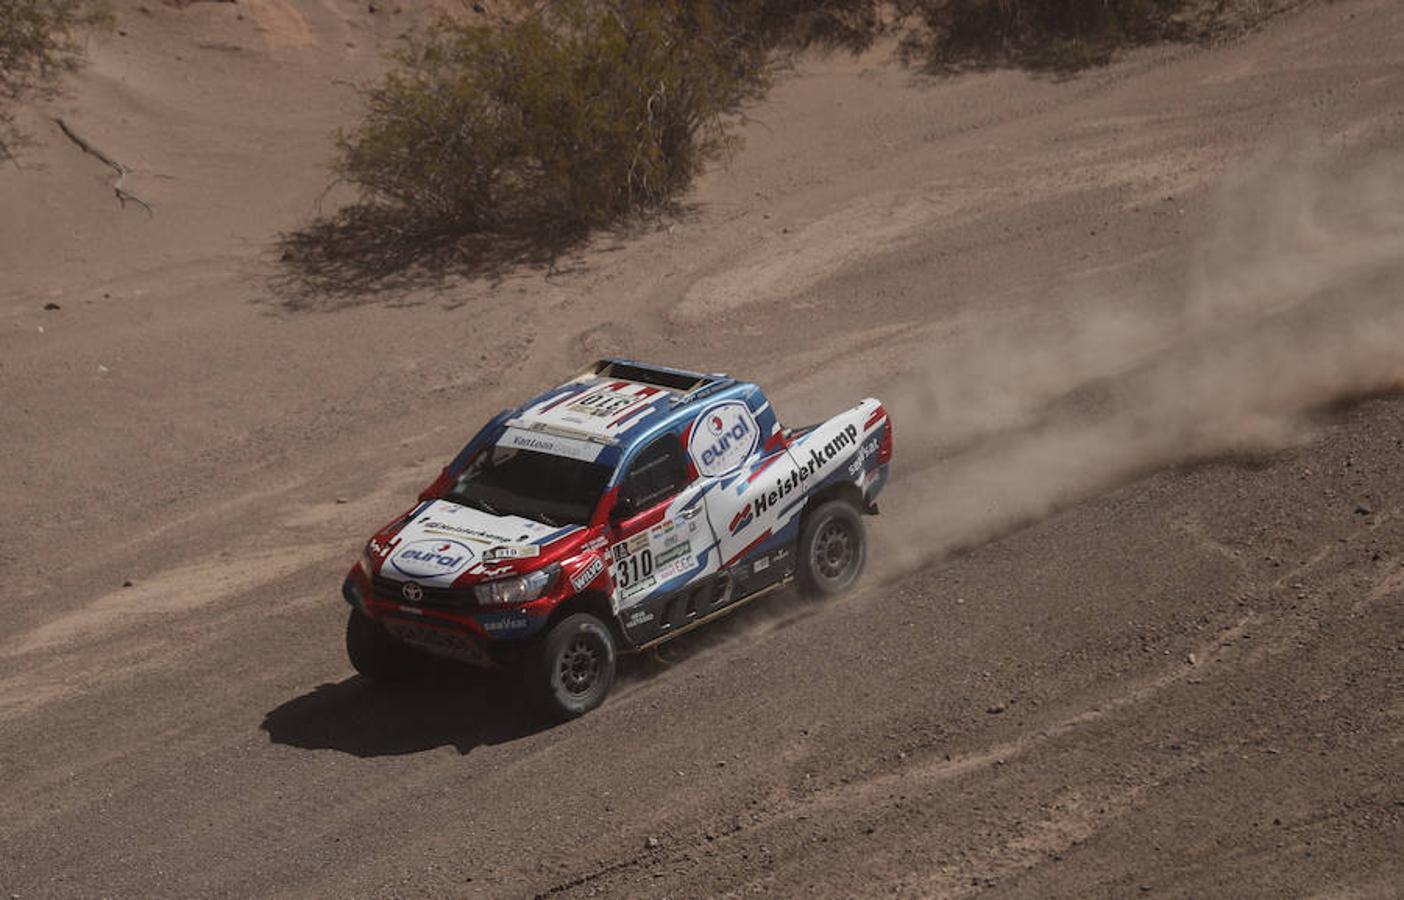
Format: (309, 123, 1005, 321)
(277, 0, 875, 303)
(893, 0, 1185, 70)
(339, 2, 746, 235)
(0, 0, 110, 161)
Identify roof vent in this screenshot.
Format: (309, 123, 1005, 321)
(590, 358, 724, 395)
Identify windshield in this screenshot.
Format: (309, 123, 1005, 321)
(444, 443, 610, 526)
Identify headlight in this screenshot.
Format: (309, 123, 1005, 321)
(357, 547, 374, 577)
(475, 566, 558, 607)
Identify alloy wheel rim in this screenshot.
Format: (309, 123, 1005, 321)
(813, 519, 855, 580)
(559, 634, 602, 695)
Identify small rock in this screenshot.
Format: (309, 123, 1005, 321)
(335, 497, 348, 505)
(645, 836, 659, 850)
(97, 364, 109, 374)
(986, 704, 1006, 714)
(1186, 652, 1197, 666)
(1354, 503, 1373, 516)
(862, 825, 875, 835)
(122, 579, 134, 588)
(43, 302, 61, 311)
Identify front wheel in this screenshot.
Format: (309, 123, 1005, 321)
(797, 499, 867, 596)
(346, 608, 422, 682)
(530, 613, 617, 720)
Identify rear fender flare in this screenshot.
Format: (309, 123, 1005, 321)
(802, 480, 864, 523)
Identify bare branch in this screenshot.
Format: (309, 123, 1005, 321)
(54, 116, 154, 217)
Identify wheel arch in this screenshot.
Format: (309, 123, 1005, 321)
(802, 479, 864, 522)
(543, 589, 626, 646)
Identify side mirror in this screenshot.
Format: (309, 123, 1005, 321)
(610, 496, 636, 522)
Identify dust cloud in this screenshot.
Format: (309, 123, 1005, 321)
(876, 144, 1404, 577)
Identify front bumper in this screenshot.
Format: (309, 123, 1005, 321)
(341, 564, 551, 653)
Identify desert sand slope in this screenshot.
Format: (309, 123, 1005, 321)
(0, 0, 1401, 897)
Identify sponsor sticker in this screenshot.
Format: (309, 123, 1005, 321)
(688, 401, 759, 477)
(751, 423, 861, 518)
(570, 556, 605, 592)
(567, 388, 645, 419)
(390, 538, 476, 579)
(482, 544, 541, 562)
(611, 505, 704, 604)
(476, 610, 532, 634)
(418, 517, 535, 544)
(847, 438, 881, 477)
(500, 426, 602, 462)
(729, 501, 755, 535)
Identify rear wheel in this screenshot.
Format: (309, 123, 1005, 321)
(346, 608, 422, 682)
(797, 499, 867, 596)
(530, 613, 617, 720)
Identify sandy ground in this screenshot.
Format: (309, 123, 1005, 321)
(1, 0, 1402, 896)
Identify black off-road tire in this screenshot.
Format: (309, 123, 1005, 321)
(346, 608, 422, 682)
(797, 499, 867, 597)
(530, 613, 617, 720)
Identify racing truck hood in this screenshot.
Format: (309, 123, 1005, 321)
(376, 499, 582, 588)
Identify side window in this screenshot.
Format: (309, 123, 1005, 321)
(622, 435, 689, 510)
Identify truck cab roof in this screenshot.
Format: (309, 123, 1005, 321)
(506, 358, 754, 455)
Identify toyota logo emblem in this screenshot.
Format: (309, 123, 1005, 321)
(401, 582, 424, 602)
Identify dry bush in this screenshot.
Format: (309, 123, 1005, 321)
(0, 0, 110, 162)
(892, 0, 1269, 71)
(278, 0, 874, 303)
(331, 0, 868, 234)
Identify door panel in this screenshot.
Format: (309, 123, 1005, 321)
(704, 444, 807, 570)
(609, 482, 720, 640)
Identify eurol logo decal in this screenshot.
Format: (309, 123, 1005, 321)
(390, 538, 476, 579)
(689, 401, 759, 477)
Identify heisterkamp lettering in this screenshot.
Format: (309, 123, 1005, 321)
(755, 423, 859, 514)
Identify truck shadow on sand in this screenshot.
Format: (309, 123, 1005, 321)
(262, 590, 823, 757)
(260, 665, 547, 757)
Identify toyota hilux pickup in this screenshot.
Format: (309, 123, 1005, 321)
(341, 359, 893, 718)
